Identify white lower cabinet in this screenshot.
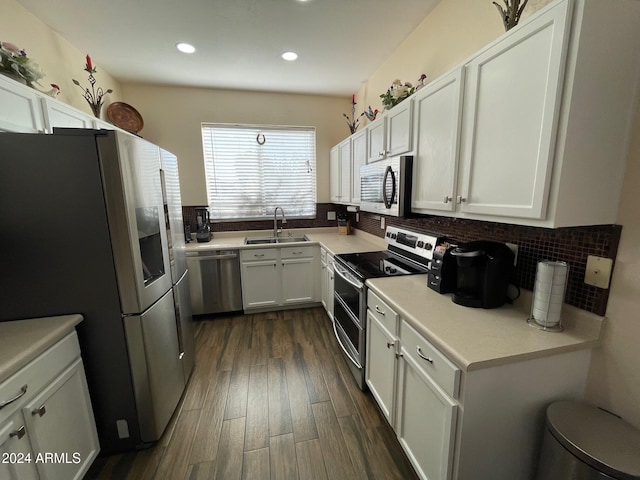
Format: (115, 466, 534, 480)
(366, 288, 592, 480)
(0, 331, 99, 480)
(282, 257, 315, 304)
(320, 248, 335, 320)
(0, 412, 39, 480)
(366, 290, 459, 480)
(241, 258, 281, 309)
(395, 321, 460, 480)
(241, 245, 319, 311)
(365, 312, 397, 425)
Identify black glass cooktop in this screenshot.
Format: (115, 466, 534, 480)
(336, 250, 428, 279)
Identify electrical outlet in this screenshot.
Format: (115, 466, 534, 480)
(380, 216, 385, 229)
(327, 211, 336, 221)
(356, 213, 359, 223)
(584, 255, 613, 289)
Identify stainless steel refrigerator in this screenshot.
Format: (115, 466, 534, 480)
(0, 128, 195, 454)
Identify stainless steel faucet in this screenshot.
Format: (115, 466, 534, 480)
(274, 207, 287, 238)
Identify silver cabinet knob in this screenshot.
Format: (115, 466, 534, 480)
(32, 405, 47, 417)
(10, 425, 26, 440)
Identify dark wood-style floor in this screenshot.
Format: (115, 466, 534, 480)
(87, 308, 418, 479)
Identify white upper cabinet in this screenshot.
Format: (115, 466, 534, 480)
(407, 0, 640, 228)
(42, 97, 95, 132)
(330, 130, 367, 205)
(411, 68, 464, 214)
(350, 129, 367, 204)
(0, 76, 45, 133)
(367, 100, 413, 163)
(338, 138, 352, 204)
(367, 116, 387, 163)
(329, 145, 340, 203)
(457, 0, 571, 220)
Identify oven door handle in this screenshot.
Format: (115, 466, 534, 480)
(334, 263, 364, 291)
(332, 319, 363, 370)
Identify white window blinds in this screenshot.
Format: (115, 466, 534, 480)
(202, 124, 317, 221)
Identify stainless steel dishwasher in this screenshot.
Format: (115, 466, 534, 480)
(186, 249, 243, 314)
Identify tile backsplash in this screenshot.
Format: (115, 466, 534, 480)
(183, 203, 348, 234)
(183, 204, 619, 316)
(355, 211, 621, 316)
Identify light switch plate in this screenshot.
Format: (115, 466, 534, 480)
(584, 255, 613, 289)
(327, 211, 336, 221)
(380, 217, 385, 229)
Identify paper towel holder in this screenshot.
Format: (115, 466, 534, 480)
(527, 260, 568, 333)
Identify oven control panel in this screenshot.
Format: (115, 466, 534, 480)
(385, 226, 440, 261)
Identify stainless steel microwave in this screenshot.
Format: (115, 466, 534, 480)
(360, 156, 413, 217)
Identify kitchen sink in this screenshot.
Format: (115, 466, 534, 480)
(275, 236, 309, 243)
(244, 235, 309, 245)
(244, 238, 277, 245)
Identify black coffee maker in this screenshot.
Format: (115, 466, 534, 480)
(195, 207, 212, 243)
(450, 241, 514, 309)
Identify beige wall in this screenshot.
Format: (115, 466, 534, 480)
(584, 98, 640, 429)
(359, 0, 553, 117)
(1, 0, 123, 116)
(120, 84, 349, 205)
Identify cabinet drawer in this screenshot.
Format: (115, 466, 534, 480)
(0, 332, 80, 423)
(400, 320, 460, 399)
(242, 248, 278, 261)
(367, 290, 399, 335)
(281, 245, 314, 259)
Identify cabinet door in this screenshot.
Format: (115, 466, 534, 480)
(42, 98, 94, 132)
(396, 350, 457, 480)
(387, 101, 413, 157)
(458, 1, 571, 219)
(0, 76, 45, 133)
(329, 145, 341, 202)
(412, 69, 464, 213)
(23, 359, 99, 480)
(338, 139, 352, 204)
(350, 130, 367, 204)
(282, 257, 315, 304)
(242, 260, 281, 309)
(321, 260, 329, 312)
(365, 313, 397, 426)
(0, 413, 39, 480)
(367, 117, 387, 163)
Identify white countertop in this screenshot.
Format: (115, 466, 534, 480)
(0, 314, 83, 383)
(184, 227, 387, 255)
(366, 275, 603, 372)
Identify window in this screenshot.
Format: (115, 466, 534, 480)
(201, 124, 316, 221)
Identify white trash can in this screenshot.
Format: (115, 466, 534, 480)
(536, 400, 640, 479)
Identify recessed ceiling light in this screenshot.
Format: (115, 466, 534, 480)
(282, 51, 298, 61)
(176, 42, 196, 54)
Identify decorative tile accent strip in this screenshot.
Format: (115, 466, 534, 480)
(354, 212, 620, 316)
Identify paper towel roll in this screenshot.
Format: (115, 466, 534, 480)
(530, 260, 568, 330)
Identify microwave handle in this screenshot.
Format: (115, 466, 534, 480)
(382, 166, 396, 209)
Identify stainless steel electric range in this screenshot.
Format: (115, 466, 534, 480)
(332, 226, 446, 389)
